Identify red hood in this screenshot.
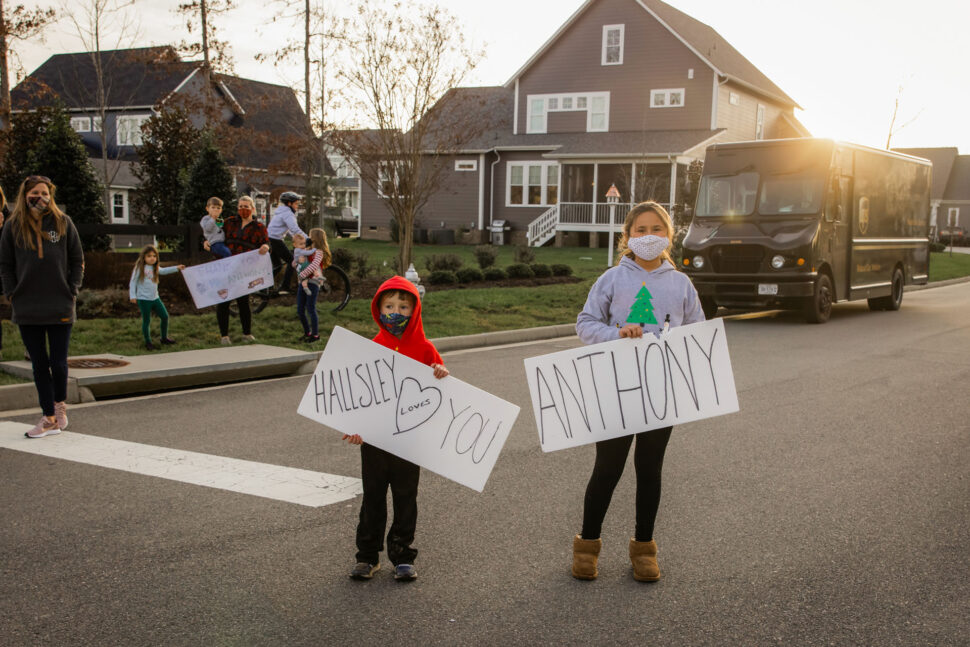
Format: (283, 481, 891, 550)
(370, 276, 441, 366)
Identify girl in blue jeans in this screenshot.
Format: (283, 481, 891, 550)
(292, 228, 330, 343)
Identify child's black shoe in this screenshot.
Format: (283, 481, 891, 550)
(145, 342, 156, 351)
(394, 564, 417, 581)
(304, 334, 320, 344)
(350, 562, 380, 580)
(161, 338, 176, 345)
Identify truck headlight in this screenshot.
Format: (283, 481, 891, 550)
(692, 256, 705, 269)
(771, 255, 785, 269)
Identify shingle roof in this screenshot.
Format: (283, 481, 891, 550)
(506, 0, 798, 108)
(11, 46, 193, 109)
(942, 156, 970, 201)
(892, 147, 959, 200)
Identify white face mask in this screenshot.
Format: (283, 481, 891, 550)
(627, 234, 669, 261)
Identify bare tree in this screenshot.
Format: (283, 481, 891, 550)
(326, 1, 484, 271)
(885, 84, 925, 149)
(61, 0, 145, 221)
(0, 0, 56, 129)
(176, 0, 234, 79)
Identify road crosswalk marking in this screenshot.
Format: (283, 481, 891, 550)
(0, 422, 362, 507)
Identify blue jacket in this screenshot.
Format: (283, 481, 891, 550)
(267, 204, 306, 241)
(130, 265, 179, 301)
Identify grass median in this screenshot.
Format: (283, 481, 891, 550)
(0, 248, 967, 379)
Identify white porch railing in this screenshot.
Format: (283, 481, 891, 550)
(526, 201, 673, 246)
(527, 204, 559, 247)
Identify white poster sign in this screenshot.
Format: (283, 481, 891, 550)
(297, 326, 521, 492)
(523, 318, 739, 452)
(181, 250, 273, 308)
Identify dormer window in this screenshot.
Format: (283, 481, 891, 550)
(602, 25, 624, 65)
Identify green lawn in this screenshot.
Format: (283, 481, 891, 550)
(929, 251, 970, 282)
(0, 247, 966, 373)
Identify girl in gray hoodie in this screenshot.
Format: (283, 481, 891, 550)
(571, 201, 704, 583)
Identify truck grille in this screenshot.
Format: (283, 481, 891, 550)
(711, 245, 764, 274)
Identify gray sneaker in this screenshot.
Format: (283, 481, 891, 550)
(350, 562, 380, 580)
(394, 564, 417, 581)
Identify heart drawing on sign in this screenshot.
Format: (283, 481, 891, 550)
(394, 377, 443, 434)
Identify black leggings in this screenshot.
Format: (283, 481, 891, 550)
(269, 238, 295, 291)
(581, 427, 672, 542)
(19, 324, 72, 417)
(215, 296, 252, 337)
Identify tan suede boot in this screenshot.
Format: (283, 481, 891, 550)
(571, 535, 602, 580)
(629, 538, 661, 582)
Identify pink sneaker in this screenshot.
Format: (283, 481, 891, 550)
(54, 402, 69, 430)
(25, 416, 61, 438)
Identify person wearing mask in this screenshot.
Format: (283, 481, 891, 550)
(0, 175, 84, 438)
(267, 191, 306, 294)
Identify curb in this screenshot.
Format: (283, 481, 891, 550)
(2, 276, 968, 413)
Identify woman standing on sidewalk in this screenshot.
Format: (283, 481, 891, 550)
(0, 175, 84, 438)
(203, 195, 269, 345)
(0, 185, 8, 356)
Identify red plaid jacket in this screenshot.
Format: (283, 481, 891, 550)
(222, 215, 269, 256)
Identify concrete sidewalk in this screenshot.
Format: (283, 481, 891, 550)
(3, 275, 969, 412)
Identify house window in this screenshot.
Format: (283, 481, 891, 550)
(528, 98, 546, 133)
(116, 114, 151, 146)
(588, 95, 608, 131)
(527, 93, 609, 133)
(92, 116, 103, 132)
(378, 162, 404, 198)
(71, 117, 91, 132)
(948, 207, 960, 227)
(650, 89, 685, 108)
(755, 104, 765, 140)
(602, 25, 624, 65)
(507, 162, 559, 207)
(455, 160, 478, 172)
(729, 92, 740, 106)
(111, 190, 129, 223)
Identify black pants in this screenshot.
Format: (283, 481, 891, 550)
(19, 324, 72, 417)
(355, 443, 420, 566)
(215, 296, 252, 337)
(581, 427, 672, 542)
(269, 238, 295, 291)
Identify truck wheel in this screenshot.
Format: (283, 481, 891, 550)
(868, 267, 904, 312)
(804, 274, 833, 324)
(700, 297, 719, 319)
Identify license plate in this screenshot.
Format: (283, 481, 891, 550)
(758, 283, 778, 295)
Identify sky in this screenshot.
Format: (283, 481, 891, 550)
(14, 0, 970, 153)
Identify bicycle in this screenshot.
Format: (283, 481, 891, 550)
(229, 257, 352, 316)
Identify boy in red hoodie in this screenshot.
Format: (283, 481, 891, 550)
(343, 276, 448, 581)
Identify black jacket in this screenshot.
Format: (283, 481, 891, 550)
(0, 212, 84, 325)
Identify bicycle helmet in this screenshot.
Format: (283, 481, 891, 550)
(279, 191, 301, 204)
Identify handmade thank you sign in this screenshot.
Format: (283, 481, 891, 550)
(523, 318, 738, 452)
(297, 326, 521, 492)
(182, 250, 273, 309)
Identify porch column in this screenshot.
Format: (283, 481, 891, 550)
(669, 160, 677, 212)
(630, 162, 636, 204)
(593, 163, 599, 224)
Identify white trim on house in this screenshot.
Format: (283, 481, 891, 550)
(650, 88, 685, 108)
(526, 91, 610, 134)
(478, 153, 486, 230)
(110, 189, 130, 224)
(755, 104, 765, 140)
(70, 117, 91, 132)
(601, 24, 625, 66)
(506, 160, 559, 207)
(513, 79, 519, 135)
(455, 159, 478, 171)
(115, 113, 152, 147)
(161, 67, 200, 106)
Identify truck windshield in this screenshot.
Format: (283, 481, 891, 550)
(758, 173, 825, 215)
(695, 172, 759, 216)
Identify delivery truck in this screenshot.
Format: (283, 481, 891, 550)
(681, 139, 931, 323)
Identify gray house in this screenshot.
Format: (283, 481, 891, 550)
(893, 147, 969, 240)
(11, 46, 318, 247)
(358, 0, 809, 246)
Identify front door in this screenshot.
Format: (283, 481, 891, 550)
(829, 175, 852, 300)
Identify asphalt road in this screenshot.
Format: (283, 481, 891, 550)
(2, 284, 969, 646)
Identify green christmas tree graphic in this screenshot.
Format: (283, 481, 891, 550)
(627, 283, 658, 325)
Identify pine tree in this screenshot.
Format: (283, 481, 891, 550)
(0, 104, 110, 250)
(178, 131, 237, 228)
(626, 283, 658, 325)
(133, 109, 201, 229)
